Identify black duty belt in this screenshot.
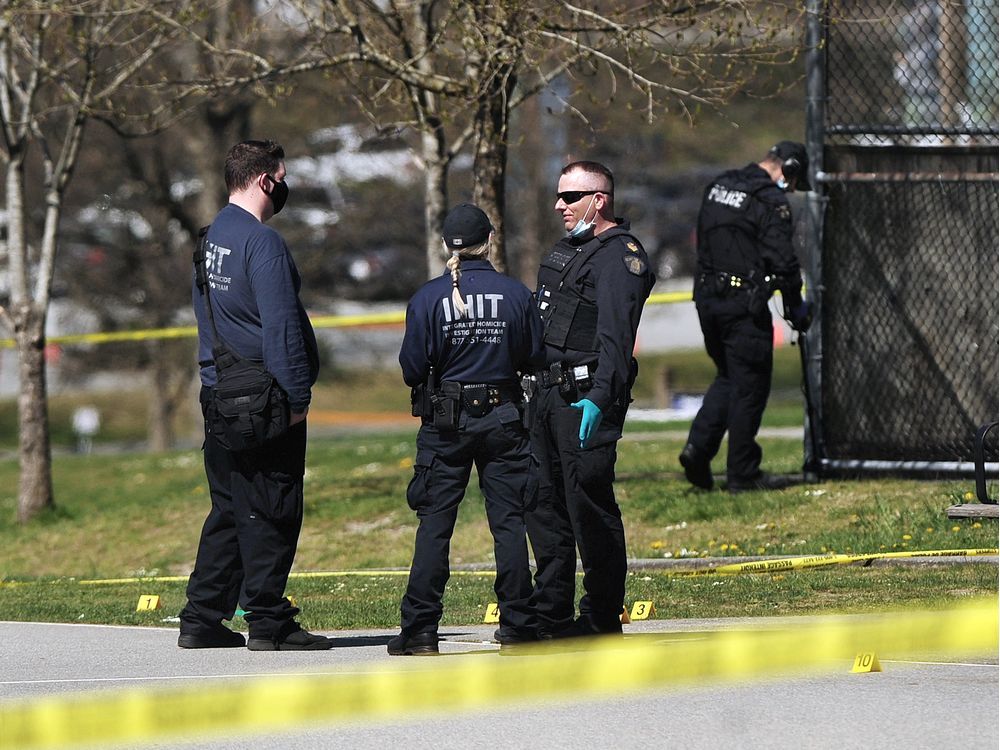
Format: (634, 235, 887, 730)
(535, 361, 596, 390)
(438, 381, 522, 417)
(411, 380, 522, 423)
(698, 271, 756, 295)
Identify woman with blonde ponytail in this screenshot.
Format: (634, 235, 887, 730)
(391, 203, 545, 656)
(446, 249, 465, 316)
(445, 226, 492, 318)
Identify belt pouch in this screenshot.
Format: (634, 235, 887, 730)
(432, 381, 461, 429)
(542, 295, 579, 348)
(411, 384, 427, 417)
(462, 385, 492, 417)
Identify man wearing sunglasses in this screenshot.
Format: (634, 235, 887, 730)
(525, 160, 655, 639)
(678, 141, 813, 494)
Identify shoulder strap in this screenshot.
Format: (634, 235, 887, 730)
(192, 226, 234, 365)
(605, 230, 642, 250)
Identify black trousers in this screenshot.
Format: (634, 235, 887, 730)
(401, 401, 536, 637)
(686, 293, 774, 482)
(524, 385, 627, 634)
(180, 390, 306, 641)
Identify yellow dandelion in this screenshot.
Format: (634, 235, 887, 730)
(902, 534, 911, 541)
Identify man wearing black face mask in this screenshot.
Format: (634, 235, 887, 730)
(179, 139, 327, 651)
(679, 140, 813, 494)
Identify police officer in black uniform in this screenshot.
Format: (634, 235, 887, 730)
(679, 141, 813, 493)
(389, 203, 545, 655)
(525, 161, 655, 638)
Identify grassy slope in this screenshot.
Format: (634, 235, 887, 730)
(6, 428, 995, 581)
(0, 348, 995, 627)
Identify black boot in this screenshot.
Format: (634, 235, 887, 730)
(387, 631, 439, 655)
(679, 444, 713, 490)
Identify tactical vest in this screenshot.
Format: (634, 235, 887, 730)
(698, 168, 775, 277)
(536, 228, 639, 352)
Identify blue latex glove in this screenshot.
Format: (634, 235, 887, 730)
(571, 398, 603, 448)
(787, 300, 813, 333)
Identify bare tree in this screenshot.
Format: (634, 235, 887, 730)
(0, 2, 180, 520)
(272, 0, 804, 275)
(0, 0, 273, 521)
(84, 0, 262, 452)
(58, 127, 202, 452)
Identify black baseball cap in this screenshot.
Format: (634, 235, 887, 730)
(443, 203, 493, 248)
(768, 141, 811, 191)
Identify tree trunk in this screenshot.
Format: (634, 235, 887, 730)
(421, 127, 449, 279)
(510, 93, 548, 287)
(5, 152, 56, 523)
(472, 67, 517, 273)
(145, 341, 193, 452)
(15, 306, 54, 523)
(147, 346, 173, 452)
(191, 106, 248, 226)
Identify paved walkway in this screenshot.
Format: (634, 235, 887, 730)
(1, 617, 995, 750)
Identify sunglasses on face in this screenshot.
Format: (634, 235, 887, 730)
(556, 190, 604, 204)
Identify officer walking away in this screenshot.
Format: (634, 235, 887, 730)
(679, 141, 813, 494)
(525, 161, 655, 639)
(390, 203, 545, 655)
(179, 140, 331, 651)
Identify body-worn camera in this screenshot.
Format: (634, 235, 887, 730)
(571, 364, 592, 392)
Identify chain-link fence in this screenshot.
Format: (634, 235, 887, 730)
(825, 0, 998, 144)
(806, 0, 999, 475)
(822, 174, 997, 462)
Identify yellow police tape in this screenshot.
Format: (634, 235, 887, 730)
(0, 310, 414, 349)
(0, 284, 800, 349)
(53, 548, 994, 588)
(0, 287, 796, 349)
(1, 597, 996, 749)
(666, 547, 999, 578)
(0, 294, 696, 349)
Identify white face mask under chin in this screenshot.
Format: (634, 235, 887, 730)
(568, 194, 598, 238)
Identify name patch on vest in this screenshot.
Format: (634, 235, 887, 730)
(542, 247, 577, 271)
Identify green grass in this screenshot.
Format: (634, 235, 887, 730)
(0, 429, 996, 628)
(0, 347, 805, 449)
(0, 352, 995, 627)
(0, 565, 993, 631)
(5, 432, 993, 579)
